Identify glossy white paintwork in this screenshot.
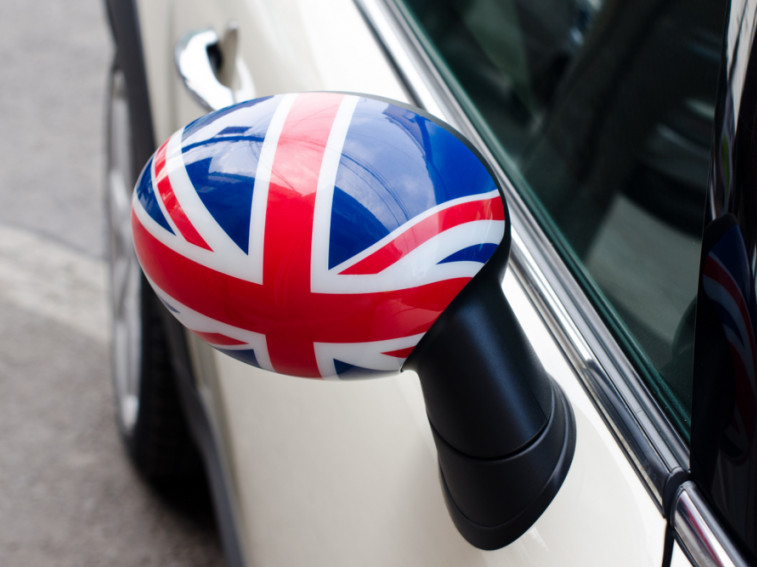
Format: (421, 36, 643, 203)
(672, 543, 695, 567)
(136, 0, 668, 564)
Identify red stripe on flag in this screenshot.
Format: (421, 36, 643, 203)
(382, 346, 416, 359)
(339, 196, 504, 275)
(191, 331, 247, 346)
(154, 140, 212, 251)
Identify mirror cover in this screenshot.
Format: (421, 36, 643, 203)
(132, 93, 506, 378)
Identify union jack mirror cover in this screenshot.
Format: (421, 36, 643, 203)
(132, 92, 507, 379)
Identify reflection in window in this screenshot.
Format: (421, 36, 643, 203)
(401, 0, 727, 433)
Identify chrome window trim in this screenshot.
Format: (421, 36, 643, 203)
(353, 0, 688, 511)
(673, 483, 748, 566)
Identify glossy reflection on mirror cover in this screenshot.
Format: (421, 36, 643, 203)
(692, 24, 757, 557)
(131, 93, 506, 378)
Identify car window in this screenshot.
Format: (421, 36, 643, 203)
(398, 0, 727, 435)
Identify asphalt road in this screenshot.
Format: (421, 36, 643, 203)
(0, 1, 224, 565)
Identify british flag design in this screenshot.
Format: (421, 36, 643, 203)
(702, 223, 757, 461)
(132, 93, 506, 378)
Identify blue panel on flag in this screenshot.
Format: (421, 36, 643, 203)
(182, 96, 274, 139)
(439, 243, 499, 265)
(328, 186, 391, 269)
(183, 140, 261, 254)
(329, 97, 497, 268)
(223, 348, 261, 368)
(179, 96, 281, 254)
(334, 359, 388, 379)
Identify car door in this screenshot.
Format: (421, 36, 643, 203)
(132, 0, 755, 565)
(370, 0, 755, 564)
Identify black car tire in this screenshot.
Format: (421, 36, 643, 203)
(105, 60, 201, 484)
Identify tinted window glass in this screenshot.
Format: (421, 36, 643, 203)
(400, 0, 726, 434)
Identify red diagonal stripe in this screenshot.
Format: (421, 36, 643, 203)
(340, 196, 504, 275)
(154, 140, 212, 251)
(382, 346, 416, 359)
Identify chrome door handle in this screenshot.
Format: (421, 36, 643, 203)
(175, 24, 255, 112)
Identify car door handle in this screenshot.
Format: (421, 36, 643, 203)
(175, 24, 255, 112)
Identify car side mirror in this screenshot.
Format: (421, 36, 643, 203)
(131, 92, 575, 550)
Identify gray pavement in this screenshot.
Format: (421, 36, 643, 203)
(0, 1, 223, 565)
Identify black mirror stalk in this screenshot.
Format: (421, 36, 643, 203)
(406, 273, 576, 549)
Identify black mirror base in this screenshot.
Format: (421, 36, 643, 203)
(435, 381, 576, 550)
